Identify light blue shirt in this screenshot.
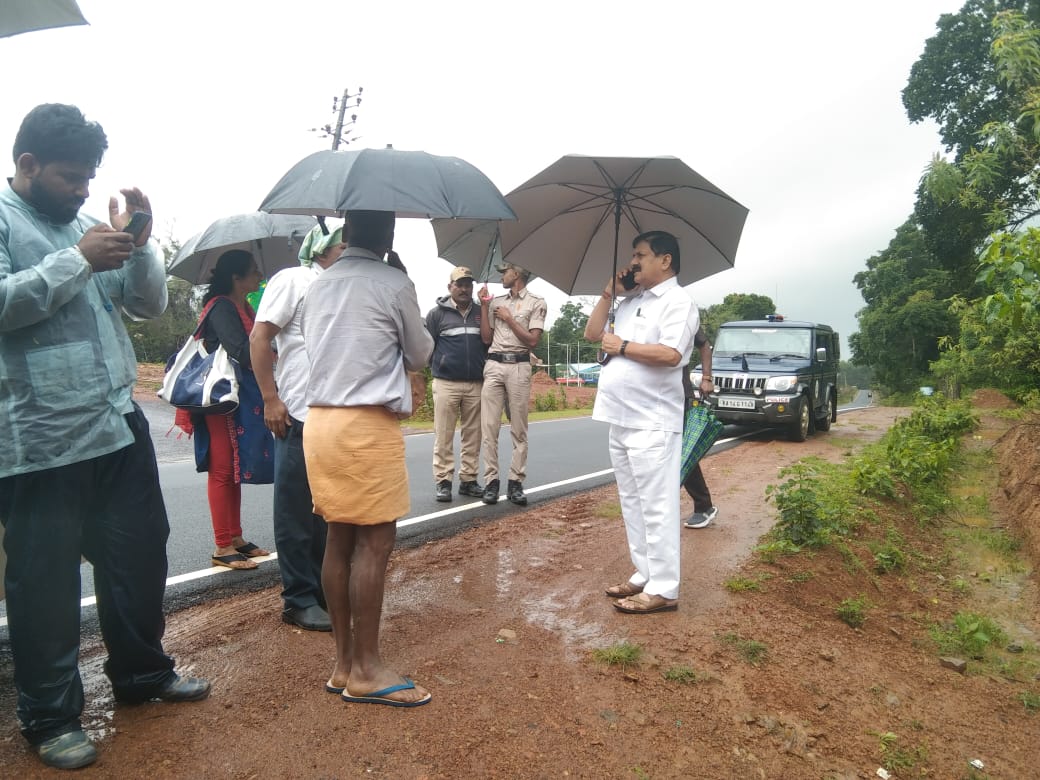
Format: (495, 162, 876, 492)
(0, 184, 168, 477)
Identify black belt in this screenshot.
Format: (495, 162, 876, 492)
(488, 352, 529, 363)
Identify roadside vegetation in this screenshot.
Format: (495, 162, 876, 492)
(735, 391, 1040, 769)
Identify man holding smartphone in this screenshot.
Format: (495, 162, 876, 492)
(0, 104, 210, 771)
(585, 231, 699, 614)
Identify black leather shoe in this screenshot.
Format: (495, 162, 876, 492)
(458, 480, 484, 497)
(482, 478, 500, 504)
(435, 480, 452, 502)
(507, 479, 527, 506)
(114, 673, 211, 704)
(283, 604, 332, 632)
(156, 674, 212, 702)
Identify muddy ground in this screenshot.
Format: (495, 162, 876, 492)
(1, 394, 1038, 778)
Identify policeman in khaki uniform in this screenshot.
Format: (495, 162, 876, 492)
(477, 262, 547, 505)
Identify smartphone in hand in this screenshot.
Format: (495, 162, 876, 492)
(122, 211, 152, 241)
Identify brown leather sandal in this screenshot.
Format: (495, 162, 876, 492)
(613, 592, 678, 614)
(604, 582, 644, 598)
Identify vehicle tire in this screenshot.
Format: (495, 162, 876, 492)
(789, 395, 810, 442)
(816, 393, 833, 432)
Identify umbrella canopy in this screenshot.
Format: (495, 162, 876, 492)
(0, 0, 87, 38)
(433, 155, 748, 295)
(168, 213, 317, 284)
(258, 147, 516, 221)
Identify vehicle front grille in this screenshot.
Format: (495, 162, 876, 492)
(715, 373, 766, 393)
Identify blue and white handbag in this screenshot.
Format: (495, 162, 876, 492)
(157, 322, 240, 415)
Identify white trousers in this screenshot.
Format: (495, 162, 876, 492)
(608, 424, 682, 600)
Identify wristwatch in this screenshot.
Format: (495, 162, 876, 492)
(620, 340, 629, 357)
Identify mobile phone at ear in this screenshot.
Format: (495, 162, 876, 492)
(122, 211, 152, 240)
(620, 268, 637, 290)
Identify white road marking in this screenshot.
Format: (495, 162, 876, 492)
(0, 415, 810, 627)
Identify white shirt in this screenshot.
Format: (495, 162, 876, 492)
(302, 248, 433, 414)
(254, 264, 321, 421)
(592, 276, 699, 433)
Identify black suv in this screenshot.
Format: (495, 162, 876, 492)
(692, 316, 839, 441)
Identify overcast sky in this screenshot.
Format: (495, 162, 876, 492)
(0, 0, 965, 354)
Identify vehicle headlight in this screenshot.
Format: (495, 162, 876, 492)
(689, 370, 703, 384)
(765, 375, 798, 392)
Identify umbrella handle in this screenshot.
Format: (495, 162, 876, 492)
(597, 311, 615, 365)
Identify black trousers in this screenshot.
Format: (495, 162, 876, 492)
(0, 403, 175, 745)
(682, 462, 713, 512)
(272, 417, 327, 611)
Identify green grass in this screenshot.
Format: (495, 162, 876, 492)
(662, 665, 700, 684)
(836, 595, 870, 628)
(590, 641, 643, 670)
(873, 731, 928, 772)
(1020, 690, 1040, 713)
(724, 576, 764, 592)
(719, 632, 769, 665)
(930, 611, 1008, 659)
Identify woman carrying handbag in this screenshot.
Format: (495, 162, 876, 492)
(183, 250, 274, 570)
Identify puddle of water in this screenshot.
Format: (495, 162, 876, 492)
(496, 549, 516, 598)
(522, 592, 611, 662)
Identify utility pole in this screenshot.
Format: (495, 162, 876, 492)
(311, 86, 363, 149)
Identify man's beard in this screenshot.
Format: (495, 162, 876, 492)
(30, 178, 82, 224)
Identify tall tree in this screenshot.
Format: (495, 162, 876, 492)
(851, 219, 959, 391)
(698, 293, 775, 342)
(123, 236, 202, 363)
(533, 300, 596, 369)
(909, 3, 1040, 258)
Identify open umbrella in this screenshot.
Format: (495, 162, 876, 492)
(258, 146, 516, 222)
(433, 155, 748, 295)
(168, 213, 317, 284)
(1, 0, 88, 38)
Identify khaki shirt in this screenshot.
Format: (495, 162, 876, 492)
(488, 287, 547, 353)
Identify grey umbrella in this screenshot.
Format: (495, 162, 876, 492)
(169, 213, 318, 284)
(258, 146, 516, 221)
(0, 0, 87, 38)
(432, 155, 749, 295)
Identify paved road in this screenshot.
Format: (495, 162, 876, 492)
(0, 390, 873, 624)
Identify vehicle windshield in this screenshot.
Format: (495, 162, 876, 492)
(713, 327, 812, 359)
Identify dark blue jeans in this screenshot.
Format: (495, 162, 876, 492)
(273, 417, 326, 611)
(0, 403, 176, 745)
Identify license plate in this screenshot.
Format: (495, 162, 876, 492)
(718, 397, 755, 410)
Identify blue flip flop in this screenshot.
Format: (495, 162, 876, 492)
(325, 680, 345, 694)
(341, 677, 432, 708)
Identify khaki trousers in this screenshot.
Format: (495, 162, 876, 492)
(481, 360, 531, 482)
(432, 378, 483, 483)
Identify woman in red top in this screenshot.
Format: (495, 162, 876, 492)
(196, 250, 273, 570)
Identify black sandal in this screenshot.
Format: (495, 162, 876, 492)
(235, 542, 269, 558)
(211, 553, 257, 570)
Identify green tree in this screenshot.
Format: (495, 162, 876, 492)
(699, 293, 775, 342)
(533, 300, 597, 372)
(851, 220, 959, 391)
(123, 236, 201, 363)
(911, 5, 1040, 249)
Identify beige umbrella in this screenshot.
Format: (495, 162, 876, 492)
(0, 0, 88, 38)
